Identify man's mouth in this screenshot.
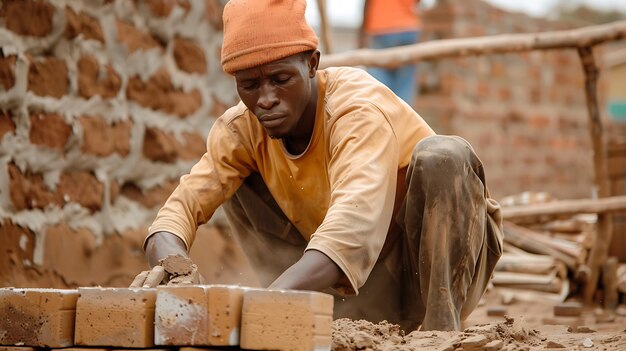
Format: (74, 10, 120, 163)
(259, 114, 287, 129)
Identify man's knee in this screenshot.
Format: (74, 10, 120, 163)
(409, 135, 478, 180)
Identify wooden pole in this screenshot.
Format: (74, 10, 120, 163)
(602, 256, 619, 310)
(316, 0, 333, 54)
(501, 196, 626, 222)
(320, 20, 626, 68)
(578, 46, 614, 303)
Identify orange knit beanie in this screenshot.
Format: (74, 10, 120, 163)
(221, 0, 319, 75)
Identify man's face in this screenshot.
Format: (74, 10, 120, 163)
(234, 52, 316, 139)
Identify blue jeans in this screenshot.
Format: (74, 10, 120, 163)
(368, 30, 420, 104)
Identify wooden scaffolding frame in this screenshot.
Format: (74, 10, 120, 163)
(319, 20, 626, 302)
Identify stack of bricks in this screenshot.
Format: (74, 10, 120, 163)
(0, 0, 246, 288)
(0, 285, 334, 351)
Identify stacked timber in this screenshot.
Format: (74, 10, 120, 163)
(492, 192, 626, 307)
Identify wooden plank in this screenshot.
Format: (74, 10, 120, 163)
(578, 46, 614, 303)
(602, 257, 619, 310)
(503, 222, 578, 270)
(501, 196, 626, 222)
(320, 20, 626, 68)
(316, 0, 333, 54)
(492, 271, 557, 286)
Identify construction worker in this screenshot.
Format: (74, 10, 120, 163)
(132, 0, 503, 332)
(360, 0, 423, 104)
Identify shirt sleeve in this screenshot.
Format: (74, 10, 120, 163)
(146, 117, 255, 250)
(305, 102, 399, 295)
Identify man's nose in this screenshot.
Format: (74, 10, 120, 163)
(257, 83, 279, 110)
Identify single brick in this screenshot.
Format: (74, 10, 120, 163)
(126, 68, 202, 118)
(27, 57, 68, 98)
(155, 285, 245, 347)
(486, 305, 507, 317)
(0, 288, 79, 347)
(29, 112, 72, 150)
(0, 56, 17, 90)
(120, 180, 178, 208)
(0, 347, 39, 351)
(57, 171, 104, 212)
(79, 116, 131, 157)
(115, 20, 161, 53)
(64, 7, 104, 43)
(2, 0, 54, 37)
(7, 163, 59, 210)
(173, 37, 207, 74)
(206, 285, 245, 346)
(553, 302, 583, 317)
(155, 286, 209, 346)
(74, 288, 156, 348)
(142, 127, 178, 163)
(77, 56, 121, 99)
(0, 110, 16, 138)
(240, 289, 333, 351)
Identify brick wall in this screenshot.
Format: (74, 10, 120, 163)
(417, 0, 597, 200)
(0, 0, 257, 288)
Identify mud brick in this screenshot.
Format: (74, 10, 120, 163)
(0, 288, 79, 347)
(542, 316, 584, 327)
(155, 286, 209, 346)
(206, 285, 245, 346)
(155, 285, 246, 346)
(240, 289, 333, 351)
(74, 288, 156, 348)
(0, 347, 39, 351)
(486, 305, 507, 317)
(553, 302, 583, 317)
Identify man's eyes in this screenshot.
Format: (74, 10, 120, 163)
(240, 82, 257, 90)
(237, 75, 292, 90)
(273, 75, 291, 84)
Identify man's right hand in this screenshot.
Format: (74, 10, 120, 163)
(130, 265, 166, 288)
(129, 254, 204, 288)
(129, 231, 199, 288)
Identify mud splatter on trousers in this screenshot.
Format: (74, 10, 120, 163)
(222, 135, 503, 332)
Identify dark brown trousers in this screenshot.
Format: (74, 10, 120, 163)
(222, 135, 503, 331)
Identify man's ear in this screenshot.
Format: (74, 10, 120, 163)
(307, 50, 320, 78)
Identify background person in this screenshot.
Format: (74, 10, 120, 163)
(360, 0, 422, 105)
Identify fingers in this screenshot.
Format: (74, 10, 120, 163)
(129, 270, 149, 288)
(142, 265, 166, 288)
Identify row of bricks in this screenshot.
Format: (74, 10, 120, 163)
(0, 348, 267, 351)
(0, 286, 333, 351)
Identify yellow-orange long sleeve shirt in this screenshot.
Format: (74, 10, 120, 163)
(148, 67, 435, 294)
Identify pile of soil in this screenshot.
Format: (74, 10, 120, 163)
(331, 315, 625, 350)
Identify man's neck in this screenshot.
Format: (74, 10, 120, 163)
(283, 75, 318, 155)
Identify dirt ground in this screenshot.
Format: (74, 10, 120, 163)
(332, 289, 626, 350)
